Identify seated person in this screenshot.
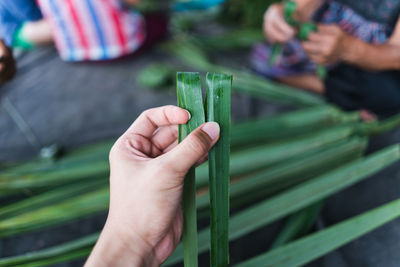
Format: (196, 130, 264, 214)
(252, 0, 400, 117)
(36, 0, 167, 62)
(0, 39, 16, 85)
(0, 0, 53, 50)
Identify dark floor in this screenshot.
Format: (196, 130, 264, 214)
(0, 46, 400, 266)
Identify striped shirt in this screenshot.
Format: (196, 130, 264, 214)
(38, 0, 146, 61)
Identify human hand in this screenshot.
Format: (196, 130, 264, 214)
(85, 106, 220, 267)
(302, 24, 352, 64)
(0, 40, 16, 85)
(263, 3, 296, 43)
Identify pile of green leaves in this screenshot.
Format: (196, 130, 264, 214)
(0, 101, 400, 266)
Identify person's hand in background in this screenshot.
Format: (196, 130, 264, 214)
(85, 106, 220, 267)
(0, 40, 16, 85)
(302, 24, 352, 65)
(263, 3, 296, 43)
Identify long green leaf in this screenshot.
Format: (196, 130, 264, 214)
(206, 73, 232, 266)
(16, 248, 92, 267)
(196, 125, 356, 188)
(0, 179, 106, 219)
(0, 188, 109, 238)
(231, 106, 359, 148)
(359, 112, 400, 137)
(0, 233, 98, 266)
(237, 198, 400, 267)
(165, 144, 400, 265)
(0, 161, 109, 194)
(177, 72, 205, 267)
(0, 140, 113, 178)
(197, 137, 367, 217)
(270, 201, 324, 249)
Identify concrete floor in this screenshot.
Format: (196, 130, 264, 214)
(0, 46, 400, 266)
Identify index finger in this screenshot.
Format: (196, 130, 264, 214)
(126, 105, 191, 138)
(307, 32, 325, 42)
(317, 24, 338, 34)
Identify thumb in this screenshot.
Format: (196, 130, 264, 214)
(162, 122, 220, 175)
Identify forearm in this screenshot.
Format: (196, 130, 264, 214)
(293, 0, 323, 21)
(20, 20, 53, 45)
(342, 36, 400, 71)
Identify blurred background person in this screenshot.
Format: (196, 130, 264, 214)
(0, 0, 53, 50)
(36, 0, 168, 62)
(252, 0, 400, 117)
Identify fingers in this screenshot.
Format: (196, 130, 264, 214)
(307, 32, 325, 43)
(160, 122, 220, 176)
(151, 125, 178, 153)
(318, 24, 339, 34)
(266, 21, 295, 43)
(302, 40, 322, 54)
(0, 40, 8, 57)
(126, 106, 190, 139)
(264, 4, 295, 43)
(274, 19, 295, 38)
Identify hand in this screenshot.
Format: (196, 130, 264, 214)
(302, 24, 351, 64)
(0, 40, 16, 85)
(263, 3, 296, 43)
(85, 106, 220, 267)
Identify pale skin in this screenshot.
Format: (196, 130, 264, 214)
(19, 19, 53, 46)
(264, 0, 400, 94)
(85, 106, 220, 267)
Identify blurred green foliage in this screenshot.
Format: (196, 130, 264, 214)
(220, 0, 281, 28)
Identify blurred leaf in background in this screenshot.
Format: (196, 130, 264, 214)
(219, 0, 281, 28)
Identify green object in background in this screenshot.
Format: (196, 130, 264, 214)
(219, 0, 280, 28)
(297, 22, 318, 41)
(283, 0, 297, 26)
(12, 24, 34, 50)
(0, 179, 106, 220)
(269, 43, 283, 65)
(270, 201, 325, 249)
(0, 233, 99, 267)
(177, 72, 205, 267)
(206, 73, 232, 267)
(137, 63, 175, 89)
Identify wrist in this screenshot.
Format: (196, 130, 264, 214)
(86, 220, 157, 267)
(340, 35, 362, 64)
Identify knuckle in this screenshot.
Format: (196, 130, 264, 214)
(109, 141, 120, 163)
(188, 131, 210, 155)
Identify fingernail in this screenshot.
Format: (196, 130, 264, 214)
(186, 110, 191, 120)
(202, 122, 220, 140)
